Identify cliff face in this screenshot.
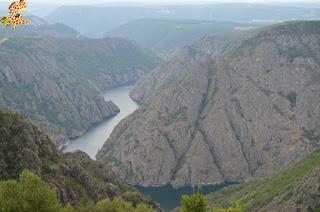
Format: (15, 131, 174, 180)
(0, 36, 161, 147)
(130, 32, 253, 105)
(0, 109, 158, 209)
(97, 21, 320, 187)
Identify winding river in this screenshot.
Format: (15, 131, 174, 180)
(64, 86, 139, 159)
(64, 85, 230, 211)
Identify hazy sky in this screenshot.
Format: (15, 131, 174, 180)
(0, 0, 319, 6)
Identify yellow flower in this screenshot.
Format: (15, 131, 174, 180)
(1, 17, 12, 28)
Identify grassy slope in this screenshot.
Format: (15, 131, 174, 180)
(207, 149, 320, 210)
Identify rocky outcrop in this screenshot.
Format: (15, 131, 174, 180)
(0, 36, 161, 147)
(0, 109, 159, 209)
(97, 21, 320, 187)
(130, 32, 252, 104)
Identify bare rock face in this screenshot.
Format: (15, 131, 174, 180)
(0, 36, 161, 147)
(97, 21, 320, 187)
(130, 33, 250, 105)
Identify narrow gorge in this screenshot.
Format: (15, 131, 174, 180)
(2, 3, 320, 212)
(64, 86, 139, 159)
(0, 34, 161, 148)
(97, 21, 320, 188)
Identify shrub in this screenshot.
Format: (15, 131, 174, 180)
(213, 201, 245, 212)
(0, 170, 154, 212)
(0, 170, 72, 212)
(77, 197, 155, 212)
(286, 91, 297, 107)
(122, 191, 141, 207)
(180, 192, 208, 212)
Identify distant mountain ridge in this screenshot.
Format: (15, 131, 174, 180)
(0, 36, 161, 147)
(97, 21, 320, 187)
(106, 19, 261, 56)
(46, 4, 320, 38)
(0, 15, 79, 38)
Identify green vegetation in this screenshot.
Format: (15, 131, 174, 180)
(0, 170, 155, 212)
(303, 129, 320, 142)
(165, 107, 187, 125)
(286, 91, 297, 107)
(0, 109, 63, 180)
(0, 110, 158, 210)
(207, 149, 320, 211)
(179, 192, 244, 212)
(181, 192, 208, 212)
(77, 198, 154, 212)
(0, 170, 69, 212)
(280, 46, 314, 61)
(272, 104, 284, 116)
(122, 191, 146, 207)
(213, 201, 245, 212)
(171, 156, 186, 180)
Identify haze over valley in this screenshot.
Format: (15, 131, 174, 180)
(0, 1, 320, 211)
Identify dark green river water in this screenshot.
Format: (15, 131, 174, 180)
(136, 184, 232, 211)
(63, 86, 231, 210)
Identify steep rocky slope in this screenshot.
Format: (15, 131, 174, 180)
(97, 21, 320, 187)
(0, 36, 161, 147)
(207, 149, 320, 211)
(130, 31, 254, 104)
(0, 109, 159, 209)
